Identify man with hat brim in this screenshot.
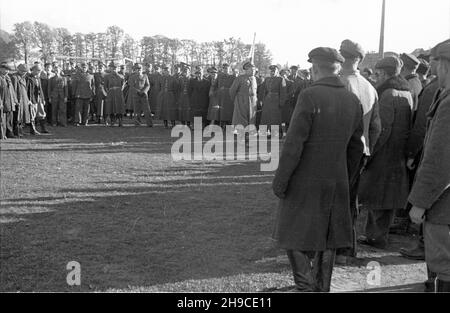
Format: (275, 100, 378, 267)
(407, 41, 450, 292)
(400, 53, 423, 112)
(63, 61, 77, 123)
(0, 61, 19, 139)
(338, 39, 381, 262)
(357, 56, 413, 249)
(190, 66, 211, 127)
(149, 64, 163, 117)
(10, 63, 33, 136)
(127, 63, 153, 127)
(417, 58, 430, 87)
(93, 62, 107, 124)
(103, 61, 126, 126)
(259, 65, 286, 138)
(206, 67, 221, 124)
(71, 62, 95, 126)
(272, 47, 364, 292)
(157, 64, 179, 128)
(229, 61, 258, 135)
(47, 64, 68, 127)
(177, 65, 192, 126)
(210, 63, 235, 127)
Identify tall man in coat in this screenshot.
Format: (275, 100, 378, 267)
(408, 42, 450, 292)
(48, 65, 68, 127)
(272, 47, 364, 292)
(400, 53, 423, 112)
(357, 56, 413, 249)
(0, 62, 18, 138)
(338, 39, 381, 261)
(127, 63, 153, 127)
(72, 62, 95, 126)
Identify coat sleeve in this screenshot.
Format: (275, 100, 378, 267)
(408, 98, 450, 209)
(272, 90, 314, 198)
(370, 92, 394, 157)
(368, 96, 381, 154)
(405, 86, 435, 159)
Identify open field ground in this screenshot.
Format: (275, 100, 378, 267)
(0, 120, 427, 292)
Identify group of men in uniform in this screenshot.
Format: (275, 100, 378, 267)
(272, 38, 450, 293)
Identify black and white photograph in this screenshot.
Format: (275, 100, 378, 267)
(0, 0, 450, 299)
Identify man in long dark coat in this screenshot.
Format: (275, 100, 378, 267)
(190, 67, 210, 127)
(272, 47, 364, 292)
(408, 42, 450, 292)
(357, 56, 413, 249)
(0, 61, 18, 139)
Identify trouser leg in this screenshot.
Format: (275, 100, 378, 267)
(74, 99, 82, 124)
(0, 110, 5, 139)
(51, 98, 58, 125)
(97, 98, 104, 121)
(141, 98, 153, 126)
(286, 250, 316, 292)
(59, 98, 67, 126)
(313, 250, 336, 292)
(5, 111, 14, 136)
(82, 99, 90, 124)
(365, 209, 395, 244)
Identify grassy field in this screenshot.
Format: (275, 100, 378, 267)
(0, 120, 427, 292)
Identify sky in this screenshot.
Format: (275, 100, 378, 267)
(1, 0, 449, 68)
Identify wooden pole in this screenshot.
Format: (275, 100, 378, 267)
(378, 0, 386, 59)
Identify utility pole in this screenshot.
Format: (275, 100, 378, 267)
(379, 0, 386, 59)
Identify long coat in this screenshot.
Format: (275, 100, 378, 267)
(148, 73, 162, 114)
(104, 72, 125, 115)
(358, 76, 413, 210)
(272, 77, 364, 251)
(9, 74, 30, 123)
(189, 77, 210, 122)
(213, 72, 235, 122)
(207, 76, 220, 121)
(177, 76, 192, 122)
(157, 75, 179, 121)
(229, 74, 258, 127)
(408, 89, 450, 225)
(260, 76, 286, 126)
(127, 73, 150, 113)
(26, 74, 46, 120)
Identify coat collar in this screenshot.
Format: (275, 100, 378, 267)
(376, 75, 411, 96)
(311, 76, 345, 88)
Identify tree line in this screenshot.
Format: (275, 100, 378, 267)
(0, 21, 273, 71)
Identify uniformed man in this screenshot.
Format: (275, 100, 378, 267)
(177, 65, 192, 126)
(40, 62, 54, 124)
(272, 47, 363, 292)
(72, 62, 95, 126)
(10, 63, 31, 137)
(0, 61, 18, 139)
(284, 65, 307, 134)
(127, 63, 153, 127)
(104, 61, 126, 127)
(64, 60, 76, 122)
(158, 65, 179, 128)
(212, 63, 235, 127)
(190, 66, 211, 128)
(93, 62, 107, 124)
(27, 64, 49, 134)
(408, 42, 450, 292)
(48, 65, 68, 127)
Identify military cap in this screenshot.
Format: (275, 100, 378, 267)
(289, 65, 299, 70)
(436, 42, 450, 61)
(279, 69, 288, 75)
(108, 61, 117, 68)
(400, 53, 420, 68)
(416, 59, 430, 75)
(133, 63, 142, 70)
(308, 47, 345, 64)
(0, 61, 14, 71)
(340, 39, 365, 59)
(430, 39, 450, 59)
(375, 56, 403, 72)
(269, 65, 279, 71)
(17, 63, 30, 72)
(243, 61, 255, 70)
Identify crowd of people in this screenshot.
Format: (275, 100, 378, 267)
(0, 57, 312, 139)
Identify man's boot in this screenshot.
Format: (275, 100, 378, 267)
(118, 115, 123, 127)
(30, 121, 41, 135)
(40, 119, 49, 133)
(399, 241, 425, 260)
(313, 250, 336, 292)
(436, 279, 450, 292)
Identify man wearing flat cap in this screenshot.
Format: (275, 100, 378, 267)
(358, 56, 413, 249)
(127, 63, 153, 127)
(338, 39, 382, 262)
(211, 63, 235, 127)
(400, 53, 423, 112)
(272, 47, 364, 292)
(229, 61, 258, 136)
(406, 41, 450, 292)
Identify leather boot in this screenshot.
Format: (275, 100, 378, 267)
(40, 119, 49, 133)
(30, 122, 41, 135)
(313, 250, 336, 292)
(118, 115, 123, 127)
(286, 250, 316, 292)
(436, 279, 450, 292)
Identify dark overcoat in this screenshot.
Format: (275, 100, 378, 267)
(214, 72, 235, 122)
(408, 89, 450, 225)
(272, 76, 364, 251)
(104, 72, 125, 115)
(358, 76, 413, 210)
(260, 76, 286, 126)
(189, 77, 210, 122)
(157, 75, 179, 121)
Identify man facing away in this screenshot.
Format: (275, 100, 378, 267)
(272, 47, 364, 292)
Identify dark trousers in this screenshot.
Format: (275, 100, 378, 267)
(0, 109, 5, 138)
(286, 249, 336, 292)
(51, 97, 67, 126)
(365, 209, 396, 244)
(75, 98, 90, 124)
